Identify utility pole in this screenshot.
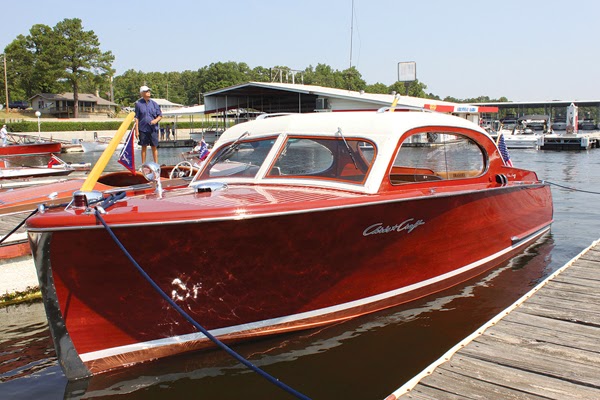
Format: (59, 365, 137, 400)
(3, 55, 9, 112)
(349, 0, 354, 69)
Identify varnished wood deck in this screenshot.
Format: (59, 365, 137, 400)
(387, 240, 600, 400)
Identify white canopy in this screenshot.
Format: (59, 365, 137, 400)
(162, 104, 205, 116)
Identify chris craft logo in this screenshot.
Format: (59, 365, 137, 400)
(363, 219, 425, 236)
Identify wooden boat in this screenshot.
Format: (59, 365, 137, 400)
(0, 166, 73, 180)
(26, 109, 553, 379)
(0, 164, 196, 261)
(0, 164, 197, 216)
(0, 133, 62, 156)
(47, 154, 91, 171)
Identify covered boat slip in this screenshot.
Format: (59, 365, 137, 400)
(388, 240, 600, 400)
(25, 110, 553, 379)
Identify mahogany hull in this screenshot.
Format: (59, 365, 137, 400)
(29, 184, 552, 379)
(0, 142, 62, 156)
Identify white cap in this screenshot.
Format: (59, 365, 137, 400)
(140, 85, 151, 92)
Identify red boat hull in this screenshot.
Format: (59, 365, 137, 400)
(29, 184, 552, 378)
(0, 141, 62, 156)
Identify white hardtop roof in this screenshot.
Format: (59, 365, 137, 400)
(217, 110, 483, 144)
(207, 111, 487, 194)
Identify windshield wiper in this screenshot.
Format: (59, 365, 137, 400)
(337, 127, 358, 170)
(211, 131, 250, 164)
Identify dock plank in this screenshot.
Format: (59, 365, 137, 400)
(460, 336, 600, 388)
(542, 279, 600, 297)
(435, 355, 600, 399)
(524, 292, 600, 317)
(499, 313, 600, 353)
(517, 300, 600, 325)
(391, 240, 600, 400)
(412, 360, 549, 399)
(532, 287, 600, 306)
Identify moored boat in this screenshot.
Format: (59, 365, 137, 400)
(80, 133, 140, 153)
(26, 109, 553, 379)
(0, 164, 197, 216)
(0, 163, 74, 180)
(0, 134, 62, 157)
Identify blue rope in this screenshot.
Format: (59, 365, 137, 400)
(94, 209, 311, 400)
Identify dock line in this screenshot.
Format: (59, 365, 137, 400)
(94, 208, 312, 400)
(544, 180, 600, 195)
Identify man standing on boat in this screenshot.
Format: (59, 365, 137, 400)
(134, 86, 162, 164)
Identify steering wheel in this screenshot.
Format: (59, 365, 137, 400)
(169, 161, 194, 179)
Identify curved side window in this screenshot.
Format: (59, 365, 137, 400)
(390, 132, 485, 184)
(267, 137, 376, 184)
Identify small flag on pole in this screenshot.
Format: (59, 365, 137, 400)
(118, 122, 136, 175)
(497, 133, 513, 167)
(197, 139, 210, 161)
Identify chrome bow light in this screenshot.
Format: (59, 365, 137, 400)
(142, 162, 163, 196)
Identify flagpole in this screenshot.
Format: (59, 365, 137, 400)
(81, 112, 135, 192)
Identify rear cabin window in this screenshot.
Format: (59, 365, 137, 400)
(390, 132, 485, 184)
(266, 137, 375, 184)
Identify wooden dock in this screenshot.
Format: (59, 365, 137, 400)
(386, 239, 600, 400)
(540, 131, 600, 150)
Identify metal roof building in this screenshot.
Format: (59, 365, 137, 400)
(203, 82, 498, 126)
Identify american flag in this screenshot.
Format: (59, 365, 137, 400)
(118, 122, 137, 174)
(497, 133, 513, 167)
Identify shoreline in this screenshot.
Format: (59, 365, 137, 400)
(0, 255, 40, 307)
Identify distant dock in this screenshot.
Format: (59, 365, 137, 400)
(540, 131, 600, 150)
(386, 239, 600, 400)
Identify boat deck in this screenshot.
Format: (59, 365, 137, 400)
(387, 239, 600, 400)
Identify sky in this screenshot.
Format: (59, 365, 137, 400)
(3, 0, 599, 102)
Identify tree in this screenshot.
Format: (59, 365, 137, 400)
(52, 18, 114, 117)
(365, 82, 390, 94)
(2, 25, 66, 103)
(338, 67, 366, 91)
(198, 61, 252, 93)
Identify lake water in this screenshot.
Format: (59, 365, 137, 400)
(1, 147, 599, 399)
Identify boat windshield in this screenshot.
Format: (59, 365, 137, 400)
(199, 137, 277, 179)
(265, 136, 375, 184)
(197, 135, 376, 184)
(390, 132, 485, 184)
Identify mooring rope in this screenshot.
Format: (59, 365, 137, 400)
(545, 180, 600, 195)
(0, 208, 39, 245)
(94, 209, 311, 400)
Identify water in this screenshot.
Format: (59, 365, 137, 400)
(1, 148, 599, 399)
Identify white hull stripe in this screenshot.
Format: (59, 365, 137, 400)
(80, 226, 549, 362)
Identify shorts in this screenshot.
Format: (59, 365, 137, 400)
(138, 130, 159, 147)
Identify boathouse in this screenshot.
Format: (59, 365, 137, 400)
(203, 82, 497, 125)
